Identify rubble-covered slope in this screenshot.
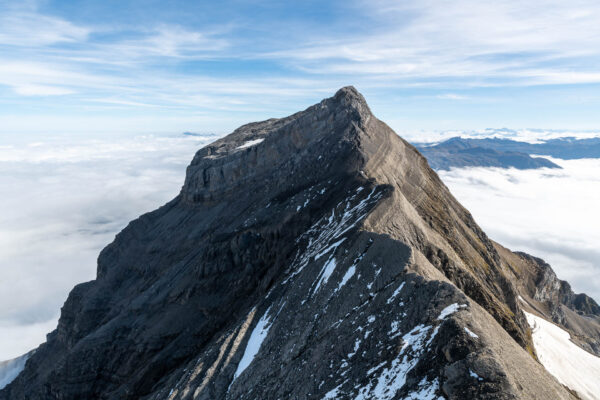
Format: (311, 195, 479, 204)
(1, 87, 587, 399)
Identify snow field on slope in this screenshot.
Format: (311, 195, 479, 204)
(232, 307, 273, 381)
(524, 311, 600, 400)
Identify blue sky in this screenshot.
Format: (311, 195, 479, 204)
(2, 0, 600, 135)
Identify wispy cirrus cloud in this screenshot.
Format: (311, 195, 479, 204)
(0, 8, 89, 46)
(2, 0, 600, 114)
(436, 94, 468, 100)
(264, 0, 600, 86)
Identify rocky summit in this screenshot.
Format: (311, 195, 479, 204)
(2, 87, 599, 400)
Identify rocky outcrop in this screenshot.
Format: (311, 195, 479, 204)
(517, 252, 600, 316)
(0, 87, 585, 399)
(495, 244, 600, 357)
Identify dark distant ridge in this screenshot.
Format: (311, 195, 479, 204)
(414, 136, 600, 171)
(182, 131, 219, 137)
(415, 137, 561, 170)
(455, 136, 600, 159)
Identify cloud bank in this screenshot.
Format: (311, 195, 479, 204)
(0, 132, 215, 360)
(438, 158, 600, 302)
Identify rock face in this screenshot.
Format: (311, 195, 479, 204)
(1, 87, 596, 399)
(494, 245, 600, 357)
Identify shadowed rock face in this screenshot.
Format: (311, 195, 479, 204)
(1, 87, 588, 399)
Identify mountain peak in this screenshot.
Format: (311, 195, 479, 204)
(3, 88, 593, 400)
(331, 85, 372, 122)
(180, 87, 378, 204)
(333, 85, 368, 106)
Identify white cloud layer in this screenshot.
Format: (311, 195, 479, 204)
(438, 158, 600, 302)
(401, 128, 600, 144)
(0, 132, 216, 360)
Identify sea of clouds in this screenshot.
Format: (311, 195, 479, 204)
(0, 132, 214, 360)
(0, 131, 599, 361)
(438, 157, 600, 302)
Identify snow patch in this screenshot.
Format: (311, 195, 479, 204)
(367, 362, 386, 375)
(285, 187, 382, 283)
(405, 377, 443, 399)
(315, 238, 346, 260)
(426, 326, 440, 346)
(232, 307, 273, 381)
(336, 265, 356, 292)
(469, 369, 483, 381)
(386, 282, 405, 304)
(389, 321, 401, 338)
(355, 324, 440, 400)
(464, 327, 478, 338)
(437, 303, 467, 320)
(236, 138, 264, 149)
(401, 324, 431, 352)
(313, 257, 338, 294)
(525, 311, 600, 400)
(348, 338, 362, 358)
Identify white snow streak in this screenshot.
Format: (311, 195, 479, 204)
(437, 303, 467, 320)
(525, 311, 600, 400)
(286, 187, 380, 284)
(469, 369, 482, 381)
(236, 138, 264, 149)
(389, 321, 401, 338)
(405, 377, 443, 400)
(464, 327, 478, 338)
(348, 338, 362, 358)
(232, 307, 273, 381)
(315, 238, 346, 261)
(313, 257, 338, 294)
(336, 265, 356, 292)
(386, 282, 405, 304)
(354, 324, 439, 400)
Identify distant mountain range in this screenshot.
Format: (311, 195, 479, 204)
(413, 136, 600, 170)
(182, 131, 219, 138)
